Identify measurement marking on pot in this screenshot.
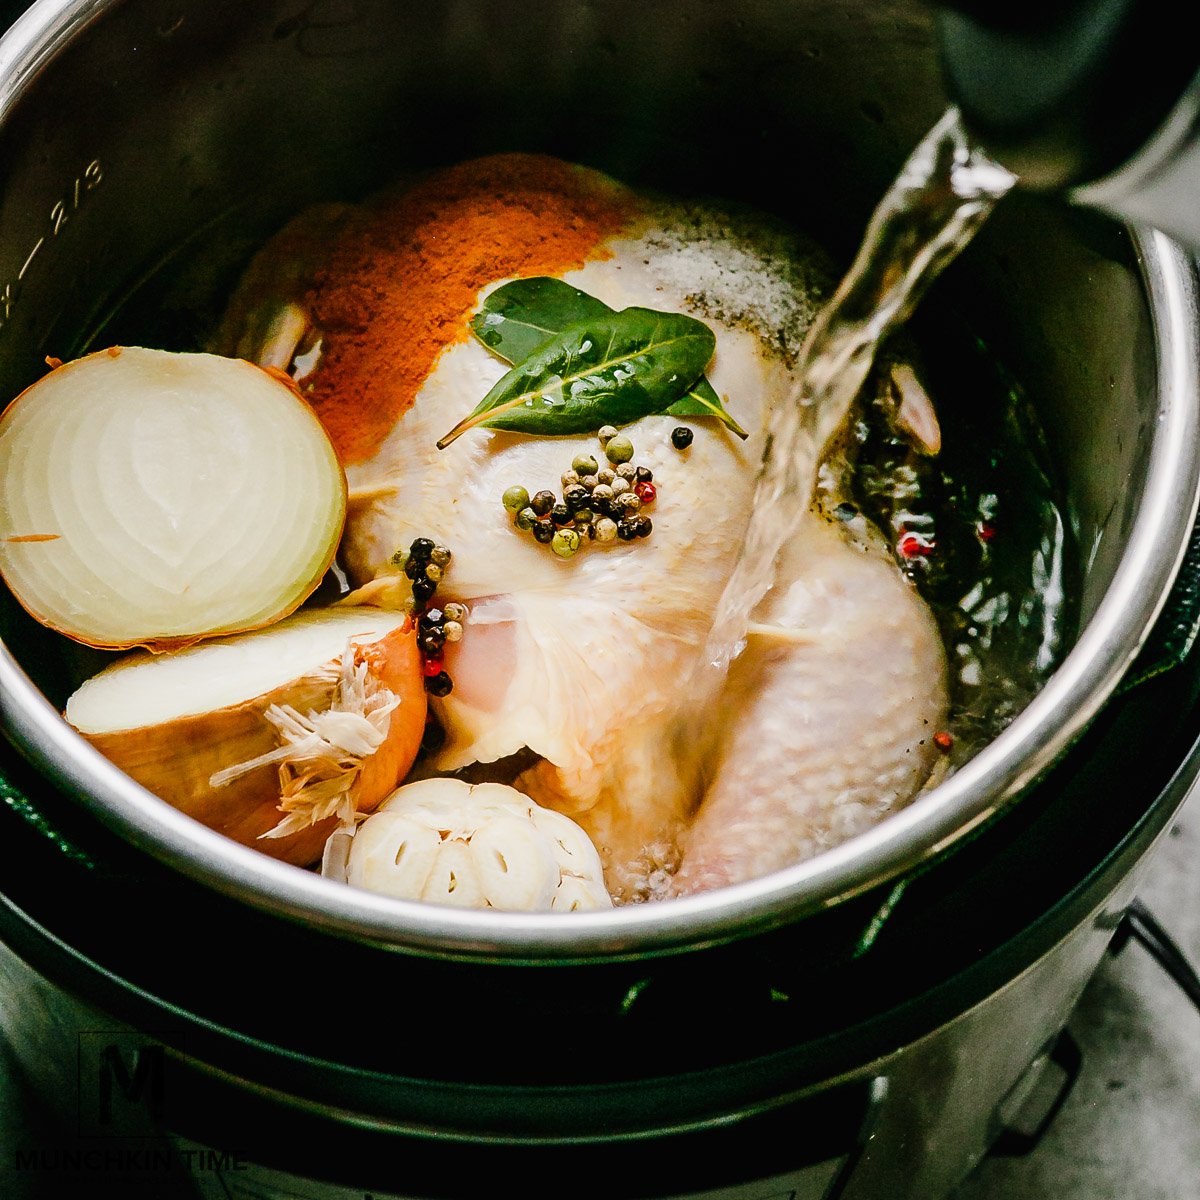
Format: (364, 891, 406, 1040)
(18, 237, 44, 281)
(0, 159, 103, 334)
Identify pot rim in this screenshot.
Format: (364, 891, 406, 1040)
(2, 0, 1199, 961)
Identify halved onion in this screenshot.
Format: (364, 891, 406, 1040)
(0, 347, 346, 651)
(65, 607, 426, 866)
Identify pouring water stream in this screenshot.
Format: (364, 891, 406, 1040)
(703, 107, 1017, 678)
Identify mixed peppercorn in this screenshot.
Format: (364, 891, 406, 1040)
(391, 537, 464, 697)
(502, 427, 663, 556)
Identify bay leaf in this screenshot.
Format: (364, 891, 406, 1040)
(438, 308, 715, 447)
(471, 277, 611, 364)
(468, 276, 748, 439)
(666, 377, 749, 439)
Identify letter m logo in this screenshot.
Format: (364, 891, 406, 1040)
(78, 1032, 166, 1137)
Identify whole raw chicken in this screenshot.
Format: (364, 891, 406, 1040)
(216, 154, 948, 902)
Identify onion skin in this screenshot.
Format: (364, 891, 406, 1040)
(76, 621, 426, 865)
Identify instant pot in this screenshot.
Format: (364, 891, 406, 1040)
(2, 2, 1200, 1198)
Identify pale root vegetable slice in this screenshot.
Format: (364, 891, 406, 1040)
(329, 778, 612, 912)
(0, 346, 346, 651)
(65, 608, 426, 866)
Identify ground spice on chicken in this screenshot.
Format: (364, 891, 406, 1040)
(299, 153, 636, 465)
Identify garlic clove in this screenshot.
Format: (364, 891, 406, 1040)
(469, 814, 560, 910)
(348, 812, 443, 899)
(421, 839, 488, 908)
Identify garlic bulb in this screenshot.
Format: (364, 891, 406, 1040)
(338, 779, 612, 911)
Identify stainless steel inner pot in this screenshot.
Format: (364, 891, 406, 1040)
(1, 0, 1198, 959)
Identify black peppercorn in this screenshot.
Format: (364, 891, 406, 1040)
(411, 576, 437, 603)
(563, 483, 589, 512)
(635, 466, 653, 484)
(403, 557, 425, 581)
(425, 671, 454, 698)
(419, 608, 444, 629)
(635, 516, 653, 538)
(531, 490, 556, 516)
(550, 503, 573, 527)
(410, 537, 435, 560)
(418, 630, 446, 656)
(616, 519, 638, 541)
(420, 714, 446, 754)
(533, 520, 556, 544)
(671, 426, 693, 450)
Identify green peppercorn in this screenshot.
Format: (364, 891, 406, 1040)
(443, 620, 464, 643)
(531, 490, 556, 516)
(572, 507, 594, 526)
(551, 528, 581, 558)
(431, 545, 452, 567)
(572, 453, 599, 476)
(598, 425, 618, 446)
(502, 486, 529, 513)
(671, 426, 694, 450)
(605, 434, 634, 464)
(594, 517, 618, 543)
(515, 507, 538, 531)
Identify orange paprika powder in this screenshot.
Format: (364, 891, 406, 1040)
(299, 153, 636, 465)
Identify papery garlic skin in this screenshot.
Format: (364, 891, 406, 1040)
(342, 778, 612, 912)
